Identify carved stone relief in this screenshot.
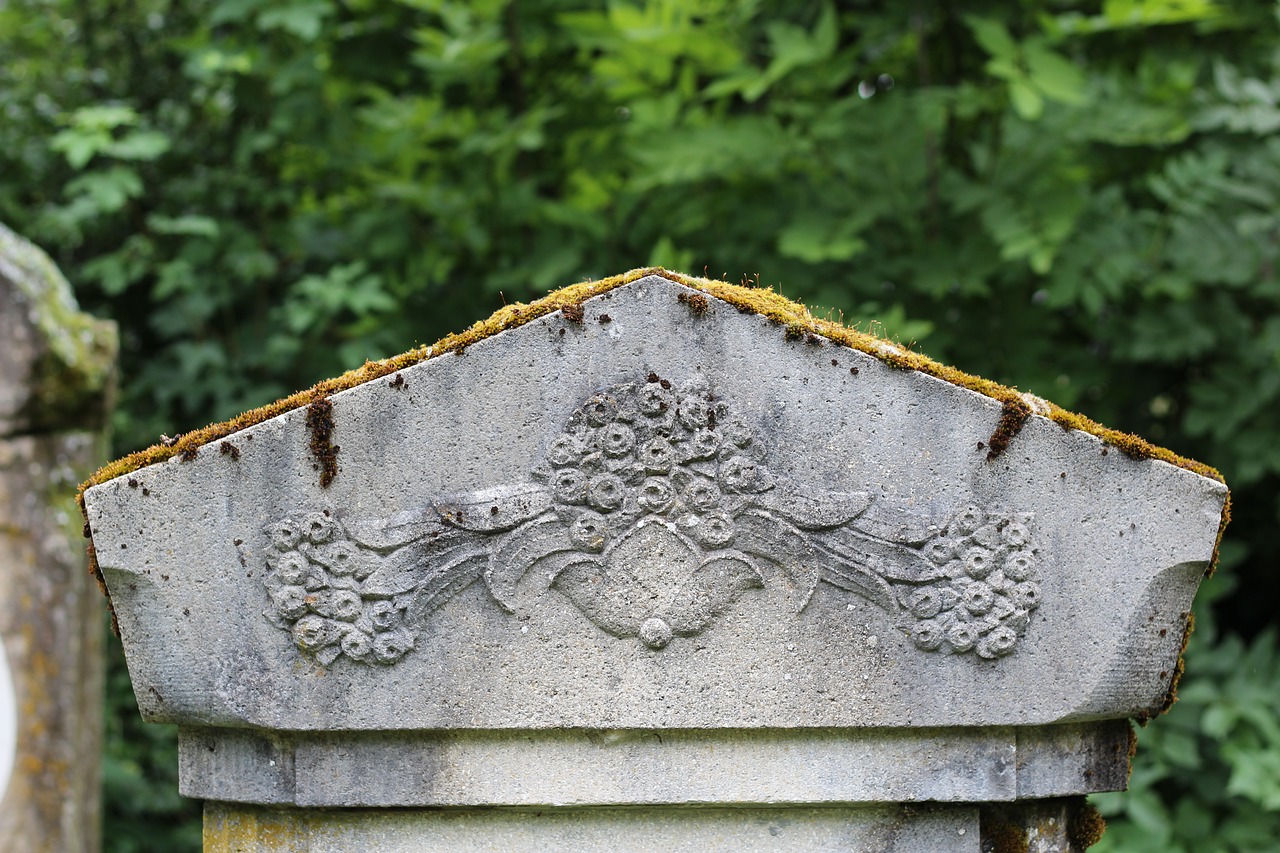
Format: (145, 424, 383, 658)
(257, 375, 1041, 666)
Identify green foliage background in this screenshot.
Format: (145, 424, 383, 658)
(2, 0, 1278, 849)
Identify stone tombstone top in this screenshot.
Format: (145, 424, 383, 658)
(83, 271, 1227, 735)
(0, 222, 116, 437)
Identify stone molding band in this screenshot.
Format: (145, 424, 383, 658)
(179, 722, 1129, 808)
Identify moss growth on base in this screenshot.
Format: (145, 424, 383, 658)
(1068, 800, 1107, 850)
(983, 814, 1029, 853)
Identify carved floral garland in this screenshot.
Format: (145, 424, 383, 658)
(258, 375, 1042, 666)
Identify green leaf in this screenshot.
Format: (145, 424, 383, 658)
(257, 1, 333, 41)
(210, 0, 259, 26)
(146, 214, 220, 238)
(965, 16, 1018, 60)
(65, 104, 139, 131)
(647, 235, 693, 271)
(1224, 746, 1280, 809)
(1125, 789, 1173, 838)
(1009, 79, 1045, 119)
(1024, 42, 1088, 105)
(1202, 703, 1239, 739)
(63, 167, 144, 213)
(49, 130, 106, 169)
(154, 259, 198, 299)
(106, 130, 171, 162)
(777, 212, 870, 263)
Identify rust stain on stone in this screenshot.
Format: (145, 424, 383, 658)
(306, 399, 339, 488)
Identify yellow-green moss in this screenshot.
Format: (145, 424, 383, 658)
(1, 222, 118, 431)
(77, 267, 1230, 650)
(76, 267, 1227, 496)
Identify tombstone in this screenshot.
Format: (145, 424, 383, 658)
(1, 223, 116, 853)
(80, 270, 1227, 852)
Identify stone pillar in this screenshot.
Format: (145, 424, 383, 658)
(0, 223, 116, 853)
(82, 271, 1226, 852)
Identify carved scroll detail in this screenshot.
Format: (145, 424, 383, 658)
(257, 376, 1042, 665)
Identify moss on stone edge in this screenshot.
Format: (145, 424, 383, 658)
(77, 268, 1232, 668)
(1067, 799, 1108, 850)
(0, 222, 118, 431)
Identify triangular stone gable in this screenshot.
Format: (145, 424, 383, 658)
(83, 274, 1227, 731)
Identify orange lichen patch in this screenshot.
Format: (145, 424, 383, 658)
(76, 267, 1229, 639)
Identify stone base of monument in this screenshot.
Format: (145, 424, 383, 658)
(205, 803, 977, 852)
(189, 724, 1122, 851)
(204, 801, 1100, 852)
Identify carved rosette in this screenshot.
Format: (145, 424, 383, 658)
(256, 375, 1041, 666)
(261, 512, 415, 666)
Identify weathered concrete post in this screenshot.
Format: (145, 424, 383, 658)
(0, 223, 116, 853)
(81, 270, 1227, 852)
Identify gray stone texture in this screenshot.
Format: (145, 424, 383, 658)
(0, 222, 115, 853)
(178, 722, 1131, 808)
(83, 272, 1227, 851)
(85, 275, 1225, 733)
(203, 802, 979, 853)
(0, 224, 115, 436)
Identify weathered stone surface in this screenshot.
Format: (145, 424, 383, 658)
(980, 797, 1104, 853)
(0, 223, 115, 436)
(84, 271, 1226, 851)
(0, 223, 115, 853)
(85, 275, 1225, 732)
(178, 722, 1131, 808)
(203, 802, 980, 853)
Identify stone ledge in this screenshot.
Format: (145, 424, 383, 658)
(203, 801, 981, 853)
(180, 722, 1129, 808)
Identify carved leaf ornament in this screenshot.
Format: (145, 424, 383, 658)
(259, 376, 1042, 666)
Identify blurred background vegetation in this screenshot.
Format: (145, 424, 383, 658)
(2, 0, 1278, 849)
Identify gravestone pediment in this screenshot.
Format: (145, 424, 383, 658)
(83, 272, 1226, 735)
